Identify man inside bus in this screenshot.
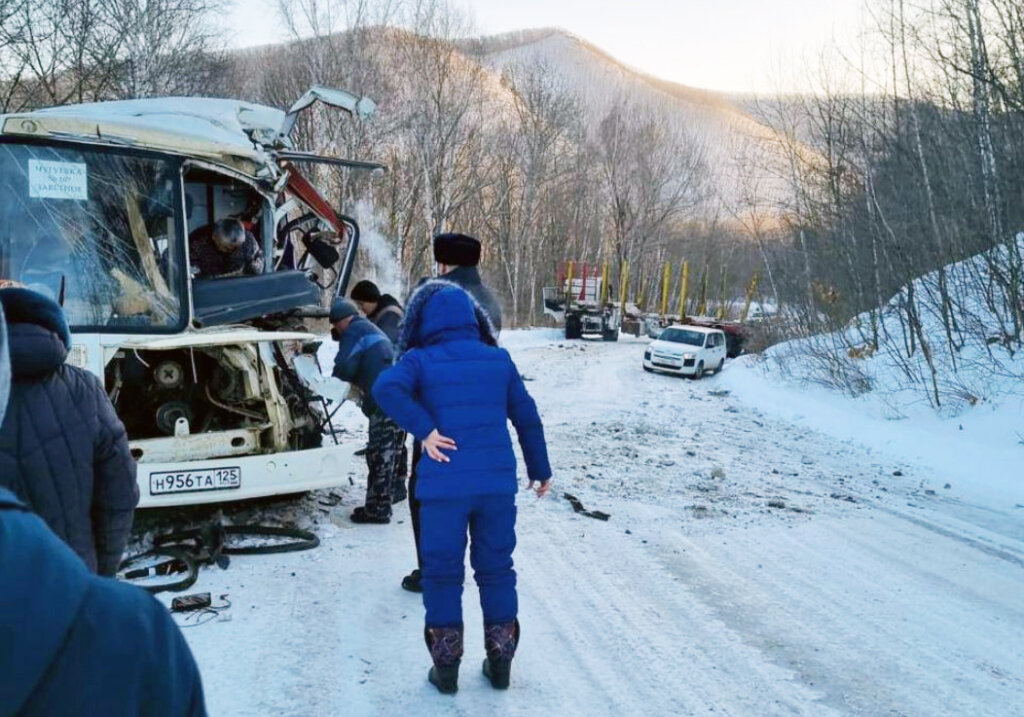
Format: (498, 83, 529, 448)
(188, 218, 264, 279)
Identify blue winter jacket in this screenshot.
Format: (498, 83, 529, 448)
(332, 316, 394, 417)
(373, 282, 550, 500)
(0, 488, 207, 717)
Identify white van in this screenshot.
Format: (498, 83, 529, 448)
(642, 325, 727, 378)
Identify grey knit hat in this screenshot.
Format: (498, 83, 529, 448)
(329, 298, 360, 323)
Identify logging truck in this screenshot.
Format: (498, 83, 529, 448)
(542, 261, 629, 341)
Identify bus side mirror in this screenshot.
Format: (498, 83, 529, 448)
(302, 234, 339, 269)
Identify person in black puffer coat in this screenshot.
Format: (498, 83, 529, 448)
(0, 287, 138, 576)
(0, 302, 207, 717)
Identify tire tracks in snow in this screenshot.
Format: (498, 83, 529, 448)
(517, 502, 840, 716)
(651, 514, 1024, 716)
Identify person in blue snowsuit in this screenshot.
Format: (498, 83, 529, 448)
(0, 302, 207, 717)
(373, 281, 552, 694)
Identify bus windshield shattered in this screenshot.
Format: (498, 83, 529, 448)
(0, 141, 185, 331)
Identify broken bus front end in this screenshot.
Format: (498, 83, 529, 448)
(0, 93, 378, 506)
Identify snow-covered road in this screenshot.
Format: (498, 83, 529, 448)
(150, 332, 1024, 716)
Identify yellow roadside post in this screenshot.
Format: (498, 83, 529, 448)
(696, 268, 708, 316)
(565, 261, 575, 307)
(716, 266, 729, 320)
(678, 261, 690, 320)
(741, 270, 760, 322)
(619, 261, 629, 314)
(660, 262, 671, 317)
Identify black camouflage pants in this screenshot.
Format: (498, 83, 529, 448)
(365, 411, 406, 518)
(395, 441, 409, 492)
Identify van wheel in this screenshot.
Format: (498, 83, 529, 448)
(714, 359, 724, 374)
(692, 361, 704, 380)
(565, 315, 583, 340)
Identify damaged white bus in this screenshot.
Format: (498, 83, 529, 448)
(0, 88, 380, 507)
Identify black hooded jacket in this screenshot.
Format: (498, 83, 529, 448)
(0, 288, 138, 575)
(367, 293, 404, 344)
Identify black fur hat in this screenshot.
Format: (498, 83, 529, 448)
(433, 233, 481, 267)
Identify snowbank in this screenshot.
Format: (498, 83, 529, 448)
(721, 237, 1024, 512)
(721, 357, 1024, 511)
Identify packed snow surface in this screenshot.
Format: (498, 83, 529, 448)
(144, 331, 1024, 717)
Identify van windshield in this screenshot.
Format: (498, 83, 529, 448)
(0, 141, 184, 331)
(660, 328, 705, 346)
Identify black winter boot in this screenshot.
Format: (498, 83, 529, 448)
(391, 479, 408, 504)
(401, 569, 423, 593)
(425, 626, 464, 695)
(350, 506, 390, 524)
(482, 619, 519, 689)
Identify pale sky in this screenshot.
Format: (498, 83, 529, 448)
(228, 0, 869, 94)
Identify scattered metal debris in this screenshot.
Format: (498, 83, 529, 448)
(172, 594, 233, 628)
(119, 521, 319, 594)
(563, 493, 611, 521)
(171, 592, 213, 613)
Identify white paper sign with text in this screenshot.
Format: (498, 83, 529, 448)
(28, 160, 88, 200)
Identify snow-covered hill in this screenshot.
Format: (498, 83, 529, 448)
(752, 235, 1024, 414)
(235, 26, 802, 221)
(470, 28, 801, 212)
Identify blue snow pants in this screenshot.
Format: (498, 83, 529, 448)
(420, 494, 518, 628)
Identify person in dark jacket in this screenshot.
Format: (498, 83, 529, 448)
(0, 304, 207, 717)
(433, 232, 503, 333)
(0, 287, 138, 575)
(330, 298, 405, 523)
(351, 279, 409, 501)
(0, 489, 208, 717)
(374, 281, 551, 694)
(400, 232, 505, 594)
(351, 279, 404, 344)
(189, 218, 264, 278)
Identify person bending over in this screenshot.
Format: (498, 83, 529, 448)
(189, 218, 263, 279)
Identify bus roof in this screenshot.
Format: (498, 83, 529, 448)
(1, 98, 289, 176)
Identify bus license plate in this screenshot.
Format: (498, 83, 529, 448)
(150, 467, 241, 495)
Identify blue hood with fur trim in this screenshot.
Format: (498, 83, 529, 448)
(397, 280, 498, 355)
(373, 282, 549, 499)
